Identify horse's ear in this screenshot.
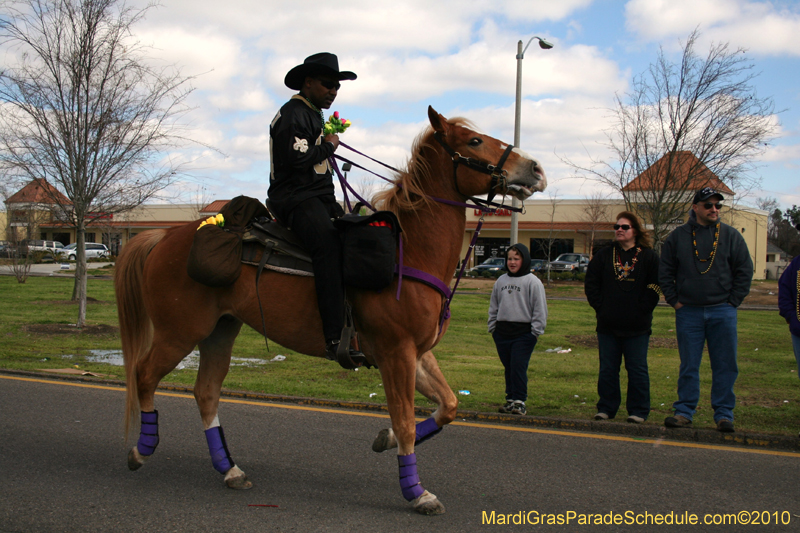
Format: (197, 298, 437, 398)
(428, 105, 446, 134)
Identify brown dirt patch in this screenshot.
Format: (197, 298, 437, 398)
(566, 334, 678, 349)
(23, 323, 118, 336)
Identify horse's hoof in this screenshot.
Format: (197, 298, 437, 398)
(412, 490, 445, 515)
(372, 428, 397, 453)
(224, 465, 253, 490)
(127, 447, 147, 471)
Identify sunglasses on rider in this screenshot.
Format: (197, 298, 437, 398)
(703, 202, 723, 210)
(613, 224, 632, 231)
(316, 78, 341, 90)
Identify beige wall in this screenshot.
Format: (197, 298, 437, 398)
(462, 198, 768, 280)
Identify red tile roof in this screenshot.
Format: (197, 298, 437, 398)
(6, 178, 71, 205)
(200, 200, 230, 213)
(622, 151, 734, 195)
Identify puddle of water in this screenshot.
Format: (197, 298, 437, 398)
(67, 350, 274, 370)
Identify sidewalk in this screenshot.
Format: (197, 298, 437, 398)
(0, 262, 114, 278)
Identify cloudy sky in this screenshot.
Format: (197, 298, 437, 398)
(126, 0, 800, 211)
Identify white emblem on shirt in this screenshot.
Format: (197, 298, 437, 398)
(293, 137, 309, 153)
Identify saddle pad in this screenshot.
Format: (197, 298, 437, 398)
(241, 241, 313, 276)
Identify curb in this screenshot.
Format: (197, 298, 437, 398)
(5, 368, 798, 453)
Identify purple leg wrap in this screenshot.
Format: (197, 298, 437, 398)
(415, 417, 441, 445)
(136, 410, 159, 456)
(205, 426, 235, 475)
(398, 453, 425, 501)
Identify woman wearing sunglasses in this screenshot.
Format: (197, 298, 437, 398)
(584, 212, 661, 423)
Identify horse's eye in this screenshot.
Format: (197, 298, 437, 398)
(468, 138, 483, 147)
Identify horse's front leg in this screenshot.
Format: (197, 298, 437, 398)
(379, 346, 446, 515)
(195, 316, 251, 490)
(373, 350, 458, 454)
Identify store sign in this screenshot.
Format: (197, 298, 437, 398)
(474, 209, 513, 216)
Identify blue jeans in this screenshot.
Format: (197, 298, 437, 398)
(674, 304, 738, 422)
(596, 333, 650, 419)
(493, 332, 537, 402)
(793, 334, 800, 377)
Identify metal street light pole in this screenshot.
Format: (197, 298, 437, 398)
(510, 36, 553, 246)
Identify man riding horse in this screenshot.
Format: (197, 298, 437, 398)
(268, 52, 364, 365)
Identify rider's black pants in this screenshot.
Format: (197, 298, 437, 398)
(287, 196, 344, 342)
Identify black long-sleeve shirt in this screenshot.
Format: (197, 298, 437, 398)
(268, 95, 336, 219)
(585, 244, 661, 336)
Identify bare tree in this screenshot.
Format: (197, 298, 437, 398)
(538, 190, 561, 284)
(0, 0, 196, 326)
(756, 196, 779, 242)
(578, 190, 613, 258)
(566, 29, 778, 251)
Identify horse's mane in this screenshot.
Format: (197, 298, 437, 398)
(372, 117, 476, 214)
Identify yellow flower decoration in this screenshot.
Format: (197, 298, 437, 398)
(197, 213, 225, 230)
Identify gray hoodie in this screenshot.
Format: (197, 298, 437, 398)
(659, 210, 753, 307)
(488, 272, 548, 336)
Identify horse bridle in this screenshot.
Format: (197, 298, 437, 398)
(432, 132, 520, 211)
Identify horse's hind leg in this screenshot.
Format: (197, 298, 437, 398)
(193, 316, 252, 489)
(373, 350, 458, 454)
(128, 336, 197, 470)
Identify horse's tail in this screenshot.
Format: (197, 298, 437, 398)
(114, 229, 166, 439)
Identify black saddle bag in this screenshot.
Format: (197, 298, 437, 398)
(334, 210, 401, 291)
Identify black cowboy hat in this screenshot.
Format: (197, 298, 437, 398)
(284, 53, 357, 90)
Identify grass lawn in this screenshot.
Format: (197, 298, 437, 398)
(0, 273, 797, 436)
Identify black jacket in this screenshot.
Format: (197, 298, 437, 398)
(268, 96, 336, 219)
(659, 212, 753, 307)
(584, 244, 661, 336)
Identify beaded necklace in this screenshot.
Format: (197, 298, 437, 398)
(796, 270, 800, 322)
(613, 245, 640, 281)
(692, 222, 720, 275)
(300, 94, 325, 125)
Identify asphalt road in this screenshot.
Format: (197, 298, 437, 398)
(2, 375, 800, 533)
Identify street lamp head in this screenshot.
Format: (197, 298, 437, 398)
(519, 36, 555, 58)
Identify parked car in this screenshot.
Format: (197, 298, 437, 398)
(547, 253, 590, 273)
(61, 242, 110, 260)
(530, 259, 547, 273)
(471, 256, 506, 274)
(19, 239, 64, 257)
(0, 243, 16, 258)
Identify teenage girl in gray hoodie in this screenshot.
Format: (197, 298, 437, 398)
(488, 243, 548, 415)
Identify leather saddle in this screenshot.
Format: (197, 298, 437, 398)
(240, 201, 313, 276)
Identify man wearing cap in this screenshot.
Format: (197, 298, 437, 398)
(268, 52, 362, 365)
(659, 187, 753, 432)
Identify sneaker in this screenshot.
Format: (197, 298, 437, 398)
(594, 412, 609, 421)
(664, 415, 692, 428)
(498, 400, 514, 414)
(716, 419, 734, 433)
(627, 415, 645, 424)
(510, 401, 526, 415)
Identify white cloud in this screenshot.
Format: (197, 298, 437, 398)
(624, 0, 800, 56)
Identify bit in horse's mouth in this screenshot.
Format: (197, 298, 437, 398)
(506, 183, 534, 199)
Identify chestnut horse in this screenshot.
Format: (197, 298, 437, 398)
(115, 106, 547, 515)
